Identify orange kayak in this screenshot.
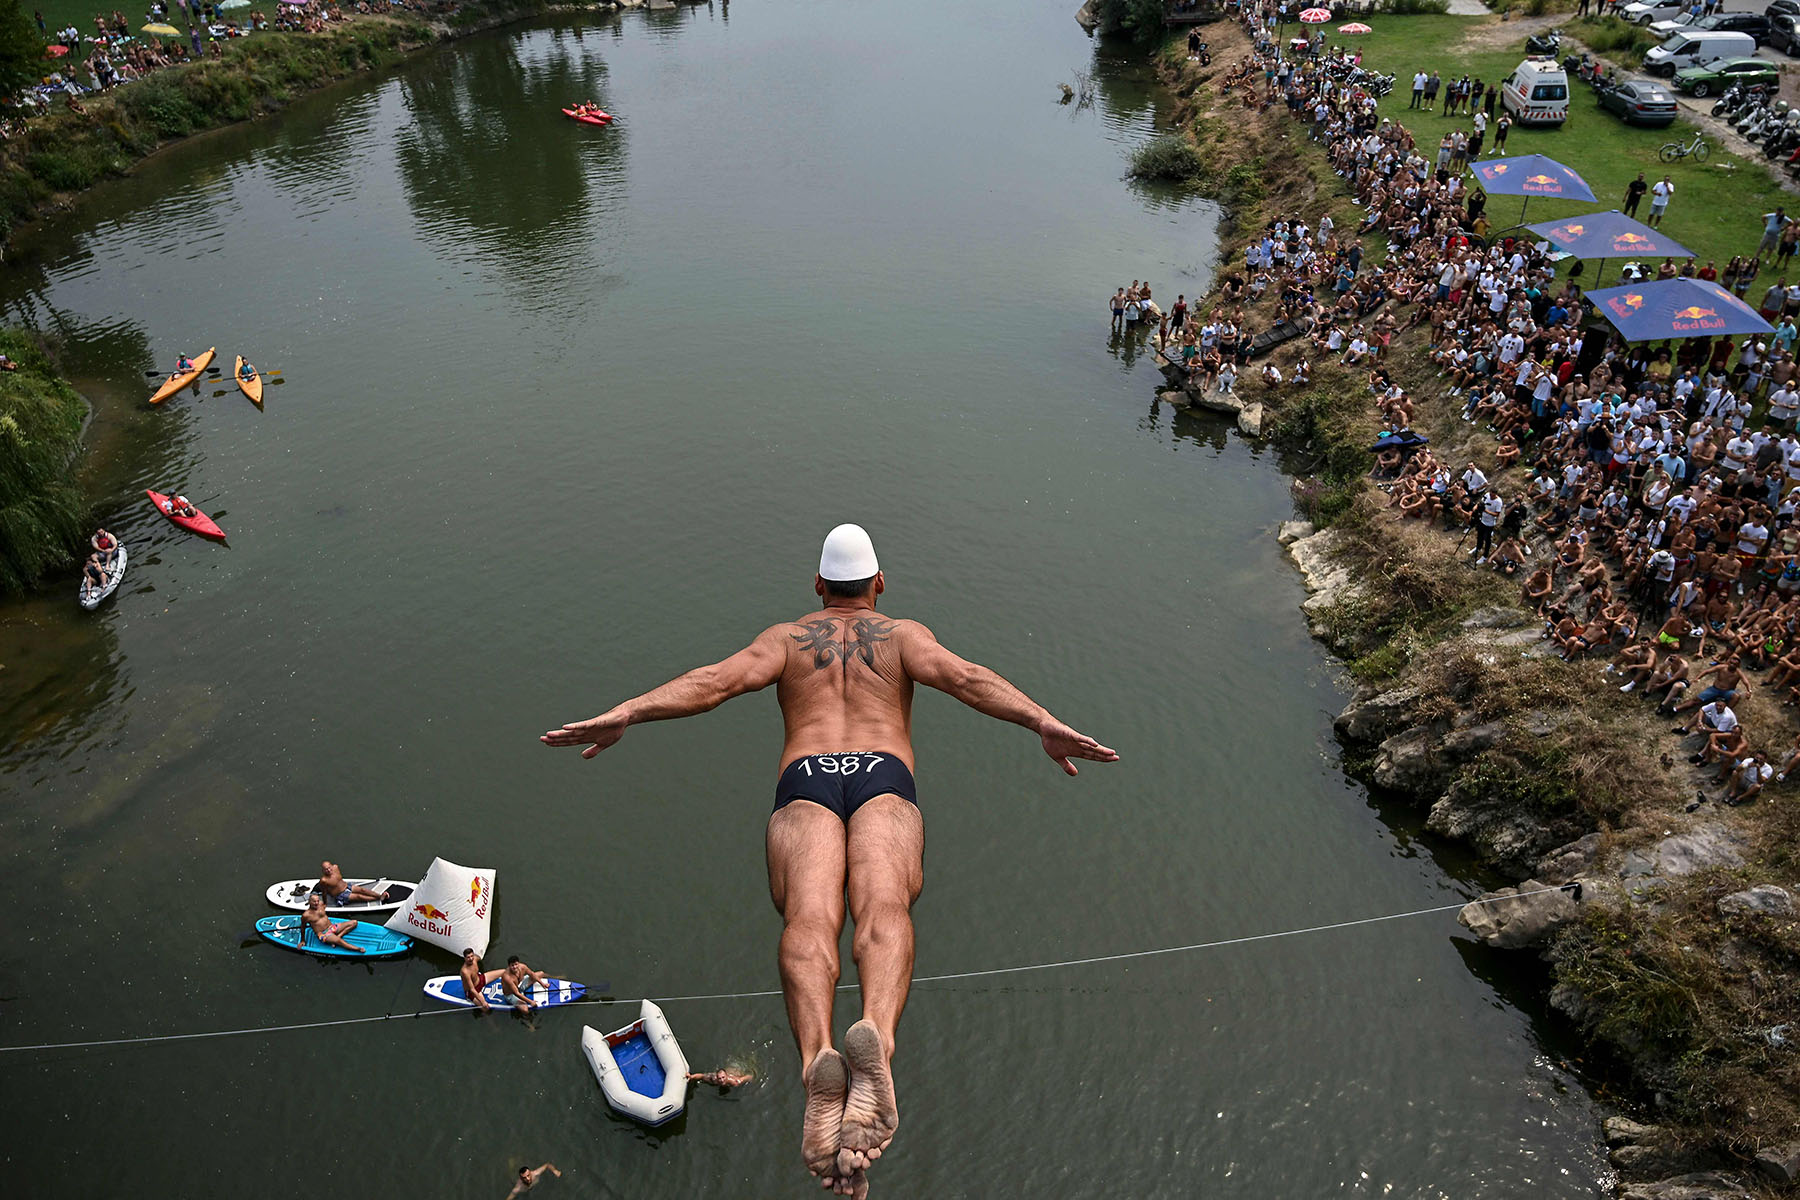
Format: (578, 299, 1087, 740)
(234, 355, 263, 407)
(150, 347, 216, 405)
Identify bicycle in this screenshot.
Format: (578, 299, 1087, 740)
(1659, 130, 1709, 163)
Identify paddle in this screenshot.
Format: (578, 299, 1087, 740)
(143, 366, 222, 377)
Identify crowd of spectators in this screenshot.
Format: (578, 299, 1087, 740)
(1162, 2, 1800, 811)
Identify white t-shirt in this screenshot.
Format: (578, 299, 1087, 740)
(1651, 179, 1674, 207)
(1700, 702, 1738, 732)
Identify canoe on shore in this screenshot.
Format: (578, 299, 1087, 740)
(150, 347, 216, 404)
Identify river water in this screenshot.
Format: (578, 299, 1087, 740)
(0, 2, 1609, 1195)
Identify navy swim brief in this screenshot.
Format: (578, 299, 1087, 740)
(773, 752, 918, 822)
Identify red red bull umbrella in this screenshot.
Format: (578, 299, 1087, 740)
(1469, 153, 1596, 225)
(1586, 278, 1772, 343)
(1525, 210, 1692, 285)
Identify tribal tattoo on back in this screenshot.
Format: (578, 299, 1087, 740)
(791, 616, 895, 673)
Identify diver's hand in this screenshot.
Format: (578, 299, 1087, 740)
(540, 710, 629, 758)
(1037, 719, 1119, 777)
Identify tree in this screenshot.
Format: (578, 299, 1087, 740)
(0, 0, 44, 108)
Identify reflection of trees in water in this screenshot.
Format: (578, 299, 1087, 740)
(1089, 30, 1174, 128)
(394, 28, 624, 286)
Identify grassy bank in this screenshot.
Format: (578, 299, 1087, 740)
(0, 330, 89, 597)
(1150, 11, 1800, 1173)
(0, 3, 551, 252)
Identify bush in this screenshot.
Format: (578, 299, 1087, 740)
(1129, 133, 1207, 183)
(1569, 15, 1658, 59)
(0, 331, 89, 597)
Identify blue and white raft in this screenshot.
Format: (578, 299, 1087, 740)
(254, 914, 414, 959)
(581, 1000, 690, 1126)
(422, 975, 587, 1010)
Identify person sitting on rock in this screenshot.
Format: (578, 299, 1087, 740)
(1721, 751, 1773, 806)
(1608, 638, 1658, 692)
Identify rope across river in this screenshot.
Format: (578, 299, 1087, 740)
(0, 886, 1572, 1056)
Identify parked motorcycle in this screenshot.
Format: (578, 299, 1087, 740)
(1527, 27, 1561, 56)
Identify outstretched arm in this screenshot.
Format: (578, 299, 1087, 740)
(899, 622, 1118, 776)
(541, 625, 789, 758)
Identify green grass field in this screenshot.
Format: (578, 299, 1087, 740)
(1341, 14, 1789, 271)
(25, 0, 200, 40)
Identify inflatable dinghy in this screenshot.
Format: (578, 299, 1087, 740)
(581, 999, 689, 1126)
(79, 544, 127, 610)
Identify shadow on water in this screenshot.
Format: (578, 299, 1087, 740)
(394, 28, 625, 301)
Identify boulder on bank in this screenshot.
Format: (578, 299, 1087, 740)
(1616, 1173, 1753, 1200)
(1604, 1116, 1662, 1147)
(1237, 402, 1265, 437)
(1458, 879, 1578, 949)
(1717, 884, 1796, 918)
(1754, 1141, 1800, 1184)
(1538, 833, 1604, 885)
(1276, 520, 1314, 546)
(1620, 825, 1748, 880)
(1333, 686, 1420, 744)
(1284, 528, 1363, 642)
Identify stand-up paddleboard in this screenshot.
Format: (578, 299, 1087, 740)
(79, 544, 127, 610)
(422, 975, 587, 1010)
(255, 914, 413, 958)
(150, 347, 216, 404)
(265, 878, 416, 915)
(146, 489, 226, 540)
(581, 1000, 689, 1126)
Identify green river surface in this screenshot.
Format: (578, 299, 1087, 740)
(0, 1, 1613, 1195)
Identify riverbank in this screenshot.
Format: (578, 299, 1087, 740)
(0, 328, 90, 596)
(1141, 10, 1800, 1193)
(0, 0, 684, 256)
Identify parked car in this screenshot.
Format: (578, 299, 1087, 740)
(1618, 0, 1686, 23)
(1647, 11, 1772, 43)
(1673, 55, 1782, 96)
(1502, 57, 1571, 125)
(1595, 76, 1681, 125)
(1768, 0, 1800, 21)
(1769, 12, 1800, 54)
(1646, 29, 1758, 75)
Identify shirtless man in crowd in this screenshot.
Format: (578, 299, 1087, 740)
(542, 525, 1117, 1196)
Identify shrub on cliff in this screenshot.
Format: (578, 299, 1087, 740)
(0, 1, 41, 109)
(0, 332, 89, 597)
(1093, 0, 1172, 42)
(1129, 133, 1207, 184)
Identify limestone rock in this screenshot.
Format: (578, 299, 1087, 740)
(1522, 708, 1575, 737)
(1440, 720, 1505, 760)
(1373, 726, 1447, 794)
(1621, 825, 1747, 879)
(647, 0, 676, 9)
(1616, 1173, 1753, 1200)
(1285, 528, 1363, 640)
(1427, 779, 1581, 876)
(1538, 833, 1603, 884)
(1717, 884, 1796, 918)
(1611, 1142, 1701, 1176)
(617, 0, 645, 7)
(1237, 401, 1265, 437)
(1333, 686, 1420, 744)
(1604, 1117, 1661, 1147)
(1156, 388, 1192, 409)
(1276, 520, 1314, 546)
(1075, 0, 1099, 31)
(1191, 389, 1245, 416)
(1458, 879, 1578, 949)
(1461, 605, 1531, 631)
(1754, 1142, 1800, 1184)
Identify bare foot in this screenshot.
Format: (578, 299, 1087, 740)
(836, 1019, 898, 1175)
(802, 1048, 848, 1184)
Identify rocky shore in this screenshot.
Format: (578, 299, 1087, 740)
(1122, 10, 1800, 1194)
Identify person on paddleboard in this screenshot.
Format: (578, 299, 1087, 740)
(501, 956, 550, 1012)
(460, 948, 505, 1012)
(542, 523, 1117, 1196)
(315, 860, 390, 906)
(302, 893, 364, 953)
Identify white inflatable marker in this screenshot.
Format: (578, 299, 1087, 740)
(384, 857, 496, 958)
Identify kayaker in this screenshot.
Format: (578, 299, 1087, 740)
(301, 894, 364, 953)
(315, 860, 390, 906)
(91, 528, 117, 564)
(175, 353, 193, 374)
(237, 359, 257, 381)
(167, 494, 196, 518)
(542, 523, 1117, 1195)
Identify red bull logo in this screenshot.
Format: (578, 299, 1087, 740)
(1624, 294, 1644, 309)
(1670, 303, 1726, 332)
(1604, 294, 1647, 321)
(1486, 163, 1509, 175)
(1673, 306, 1718, 320)
(1523, 173, 1561, 193)
(1553, 223, 1585, 240)
(1612, 232, 1649, 247)
(471, 876, 490, 919)
(406, 902, 455, 937)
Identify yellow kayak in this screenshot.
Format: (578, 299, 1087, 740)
(234, 355, 263, 407)
(150, 347, 216, 405)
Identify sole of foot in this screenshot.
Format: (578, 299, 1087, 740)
(802, 1048, 849, 1183)
(837, 1020, 899, 1177)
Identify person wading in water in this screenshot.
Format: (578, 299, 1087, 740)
(541, 524, 1118, 1196)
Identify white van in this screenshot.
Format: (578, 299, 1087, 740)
(1644, 30, 1756, 76)
(1501, 58, 1569, 126)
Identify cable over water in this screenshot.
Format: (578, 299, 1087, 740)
(0, 886, 1571, 1055)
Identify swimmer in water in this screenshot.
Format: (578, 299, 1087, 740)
(543, 524, 1117, 1196)
(688, 1068, 754, 1089)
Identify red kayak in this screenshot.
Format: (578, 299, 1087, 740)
(146, 489, 226, 540)
(561, 106, 612, 126)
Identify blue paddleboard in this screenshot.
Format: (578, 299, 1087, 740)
(255, 914, 413, 959)
(421, 975, 588, 1009)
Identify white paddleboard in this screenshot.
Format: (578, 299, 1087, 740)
(423, 975, 587, 1010)
(265, 878, 416, 915)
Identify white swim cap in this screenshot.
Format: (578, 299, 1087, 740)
(819, 524, 880, 581)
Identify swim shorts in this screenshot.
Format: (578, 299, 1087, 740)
(773, 752, 917, 822)
(333, 888, 354, 906)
